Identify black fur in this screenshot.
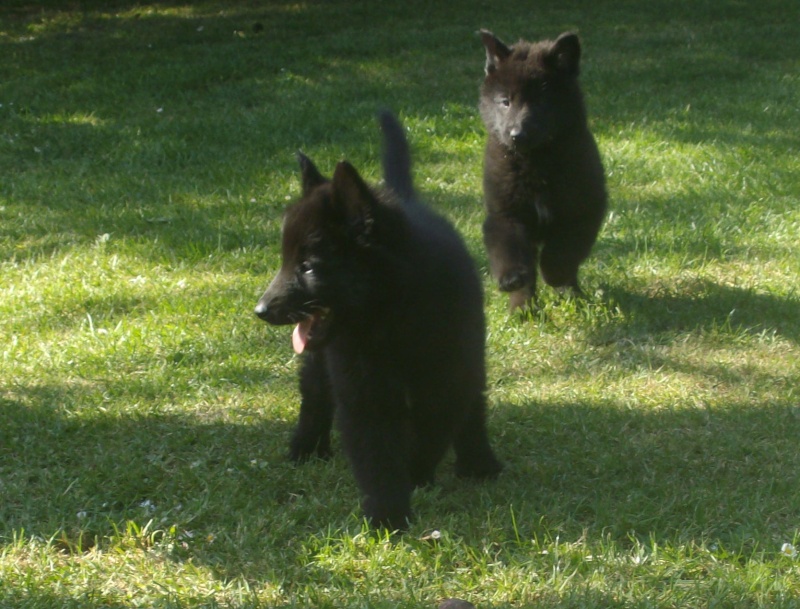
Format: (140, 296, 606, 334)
(255, 112, 502, 529)
(479, 30, 607, 311)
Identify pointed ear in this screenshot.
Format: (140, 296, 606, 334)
(480, 29, 511, 75)
(549, 32, 581, 76)
(296, 151, 327, 195)
(331, 161, 376, 241)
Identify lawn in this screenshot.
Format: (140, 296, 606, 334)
(1, 0, 799, 607)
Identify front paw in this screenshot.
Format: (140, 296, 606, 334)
(363, 494, 412, 531)
(455, 454, 503, 479)
(498, 268, 531, 292)
(289, 434, 332, 463)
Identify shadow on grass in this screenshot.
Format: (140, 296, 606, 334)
(0, 385, 343, 558)
(492, 395, 800, 537)
(3, 376, 800, 582)
(596, 280, 800, 345)
(3, 0, 797, 266)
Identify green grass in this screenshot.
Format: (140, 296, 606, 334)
(1, 0, 799, 607)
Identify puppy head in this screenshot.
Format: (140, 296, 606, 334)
(254, 154, 380, 353)
(479, 31, 584, 149)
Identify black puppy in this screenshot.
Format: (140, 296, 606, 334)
(479, 30, 607, 311)
(255, 113, 502, 529)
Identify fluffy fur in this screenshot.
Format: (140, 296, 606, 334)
(479, 30, 607, 311)
(255, 112, 502, 529)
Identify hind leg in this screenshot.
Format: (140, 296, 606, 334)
(406, 394, 500, 487)
(453, 394, 503, 479)
(289, 351, 334, 462)
(539, 232, 593, 298)
(406, 396, 455, 488)
(408, 430, 451, 488)
(483, 214, 538, 311)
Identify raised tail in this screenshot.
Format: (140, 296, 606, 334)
(378, 110, 415, 203)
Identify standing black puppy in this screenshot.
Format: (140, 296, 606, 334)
(479, 30, 607, 311)
(255, 113, 502, 530)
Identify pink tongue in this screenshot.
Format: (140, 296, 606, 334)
(292, 318, 312, 354)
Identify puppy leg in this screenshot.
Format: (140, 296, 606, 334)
(453, 395, 503, 479)
(539, 231, 594, 298)
(333, 367, 413, 530)
(407, 401, 453, 488)
(482, 214, 537, 311)
(508, 285, 536, 312)
(289, 351, 334, 462)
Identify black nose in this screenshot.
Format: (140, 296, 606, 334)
(254, 301, 270, 321)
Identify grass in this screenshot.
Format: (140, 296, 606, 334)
(1, 0, 799, 607)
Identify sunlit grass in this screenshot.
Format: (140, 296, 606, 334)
(1, 0, 800, 607)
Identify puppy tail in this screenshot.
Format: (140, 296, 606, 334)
(378, 110, 415, 203)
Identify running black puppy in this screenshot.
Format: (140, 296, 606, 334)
(255, 113, 502, 529)
(479, 30, 607, 311)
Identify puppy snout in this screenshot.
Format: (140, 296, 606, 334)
(255, 272, 294, 324)
(254, 300, 271, 321)
(255, 285, 283, 323)
(255, 297, 291, 325)
(510, 125, 527, 144)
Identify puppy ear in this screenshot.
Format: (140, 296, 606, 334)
(296, 151, 327, 195)
(480, 30, 511, 75)
(331, 161, 376, 242)
(549, 32, 581, 76)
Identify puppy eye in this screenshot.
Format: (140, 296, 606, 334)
(499, 97, 511, 108)
(299, 261, 314, 275)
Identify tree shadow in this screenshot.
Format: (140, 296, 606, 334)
(595, 279, 800, 345)
(0, 382, 353, 567)
(3, 0, 795, 265)
(2, 1, 799, 605)
(488, 395, 800, 548)
(4, 376, 800, 585)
